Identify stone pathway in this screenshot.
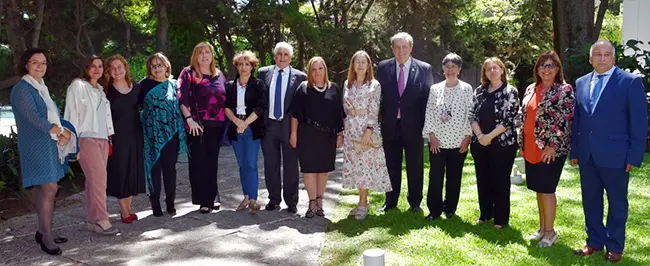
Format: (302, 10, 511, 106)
(0, 148, 344, 266)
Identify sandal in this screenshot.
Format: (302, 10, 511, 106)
(305, 199, 317, 218)
(537, 231, 558, 247)
(349, 206, 361, 216)
(315, 196, 325, 216)
(527, 229, 544, 241)
(236, 198, 250, 212)
(354, 206, 369, 220)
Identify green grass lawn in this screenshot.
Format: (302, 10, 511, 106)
(321, 151, 650, 266)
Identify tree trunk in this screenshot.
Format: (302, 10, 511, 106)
(155, 0, 169, 55)
(5, 0, 27, 71)
(553, 0, 609, 61)
(31, 0, 45, 48)
(118, 4, 132, 58)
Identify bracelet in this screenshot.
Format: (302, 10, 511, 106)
(365, 126, 375, 131)
(56, 126, 64, 138)
(184, 115, 192, 120)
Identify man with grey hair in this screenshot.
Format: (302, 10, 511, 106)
(258, 42, 307, 214)
(377, 32, 435, 212)
(571, 39, 647, 262)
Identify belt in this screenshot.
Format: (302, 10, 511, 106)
(235, 114, 247, 119)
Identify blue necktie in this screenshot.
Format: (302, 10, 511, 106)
(274, 70, 284, 119)
(589, 74, 606, 113)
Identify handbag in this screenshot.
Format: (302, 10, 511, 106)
(351, 131, 382, 150)
(103, 87, 113, 156)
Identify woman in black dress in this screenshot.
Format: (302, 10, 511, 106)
(290, 57, 345, 218)
(104, 55, 145, 223)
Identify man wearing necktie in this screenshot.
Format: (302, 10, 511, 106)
(257, 42, 307, 214)
(376, 32, 435, 212)
(570, 40, 647, 263)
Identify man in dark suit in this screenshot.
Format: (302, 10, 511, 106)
(377, 32, 435, 212)
(571, 40, 647, 263)
(258, 42, 307, 214)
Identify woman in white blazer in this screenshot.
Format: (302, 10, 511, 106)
(64, 55, 118, 235)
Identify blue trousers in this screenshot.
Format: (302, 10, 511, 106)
(579, 155, 630, 253)
(231, 128, 261, 200)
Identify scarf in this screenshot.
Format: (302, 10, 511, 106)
(22, 75, 61, 140)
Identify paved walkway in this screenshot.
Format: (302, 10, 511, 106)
(1, 148, 344, 266)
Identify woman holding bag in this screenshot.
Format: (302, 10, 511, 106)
(341, 51, 391, 220)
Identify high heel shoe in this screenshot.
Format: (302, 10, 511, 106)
(34, 232, 62, 256)
(35, 231, 67, 244)
(249, 200, 260, 214)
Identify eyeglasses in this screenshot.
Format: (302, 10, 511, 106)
(485, 66, 501, 72)
(28, 60, 48, 66)
(151, 63, 165, 69)
(443, 65, 459, 70)
(538, 63, 557, 69)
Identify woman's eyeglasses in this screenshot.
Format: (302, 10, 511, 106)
(538, 63, 557, 69)
(28, 60, 48, 66)
(151, 63, 165, 69)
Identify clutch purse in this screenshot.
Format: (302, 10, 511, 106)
(351, 131, 382, 150)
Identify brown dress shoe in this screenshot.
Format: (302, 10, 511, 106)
(605, 251, 622, 263)
(574, 245, 601, 256)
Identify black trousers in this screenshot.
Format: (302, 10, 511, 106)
(383, 120, 424, 209)
(427, 148, 468, 217)
(470, 142, 517, 226)
(188, 125, 224, 207)
(262, 119, 299, 207)
(150, 134, 179, 207)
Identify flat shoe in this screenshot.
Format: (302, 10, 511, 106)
(348, 207, 360, 216)
(537, 231, 558, 247)
(199, 206, 211, 213)
(574, 245, 601, 256)
(527, 229, 544, 241)
(354, 206, 368, 220)
(86, 222, 119, 235)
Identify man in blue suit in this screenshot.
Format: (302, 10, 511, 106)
(377, 32, 435, 212)
(571, 40, 647, 263)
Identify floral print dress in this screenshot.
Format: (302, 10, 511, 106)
(342, 80, 392, 192)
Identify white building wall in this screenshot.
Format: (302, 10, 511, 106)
(622, 0, 650, 52)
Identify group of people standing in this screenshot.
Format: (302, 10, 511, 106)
(11, 31, 646, 263)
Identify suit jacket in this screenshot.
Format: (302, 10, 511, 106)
(377, 57, 434, 140)
(225, 77, 267, 141)
(257, 65, 307, 137)
(570, 67, 647, 168)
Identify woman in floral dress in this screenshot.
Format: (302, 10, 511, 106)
(342, 51, 391, 220)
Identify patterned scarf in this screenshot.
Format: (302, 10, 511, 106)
(141, 80, 187, 193)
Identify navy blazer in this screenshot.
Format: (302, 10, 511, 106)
(225, 77, 267, 141)
(377, 57, 434, 140)
(570, 67, 647, 168)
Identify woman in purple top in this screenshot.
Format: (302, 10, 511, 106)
(178, 42, 228, 213)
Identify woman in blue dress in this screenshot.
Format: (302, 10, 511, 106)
(10, 48, 77, 255)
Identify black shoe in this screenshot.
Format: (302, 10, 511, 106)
(213, 202, 221, 211)
(36, 232, 67, 244)
(379, 205, 396, 212)
(151, 204, 163, 217)
(409, 206, 423, 213)
(35, 232, 62, 256)
(167, 206, 177, 215)
(199, 206, 212, 213)
(265, 203, 281, 211)
(425, 214, 440, 221)
(287, 205, 298, 214)
(444, 212, 454, 219)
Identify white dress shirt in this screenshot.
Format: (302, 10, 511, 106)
(236, 79, 247, 115)
(395, 57, 412, 90)
(589, 65, 615, 111)
(268, 66, 290, 120)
